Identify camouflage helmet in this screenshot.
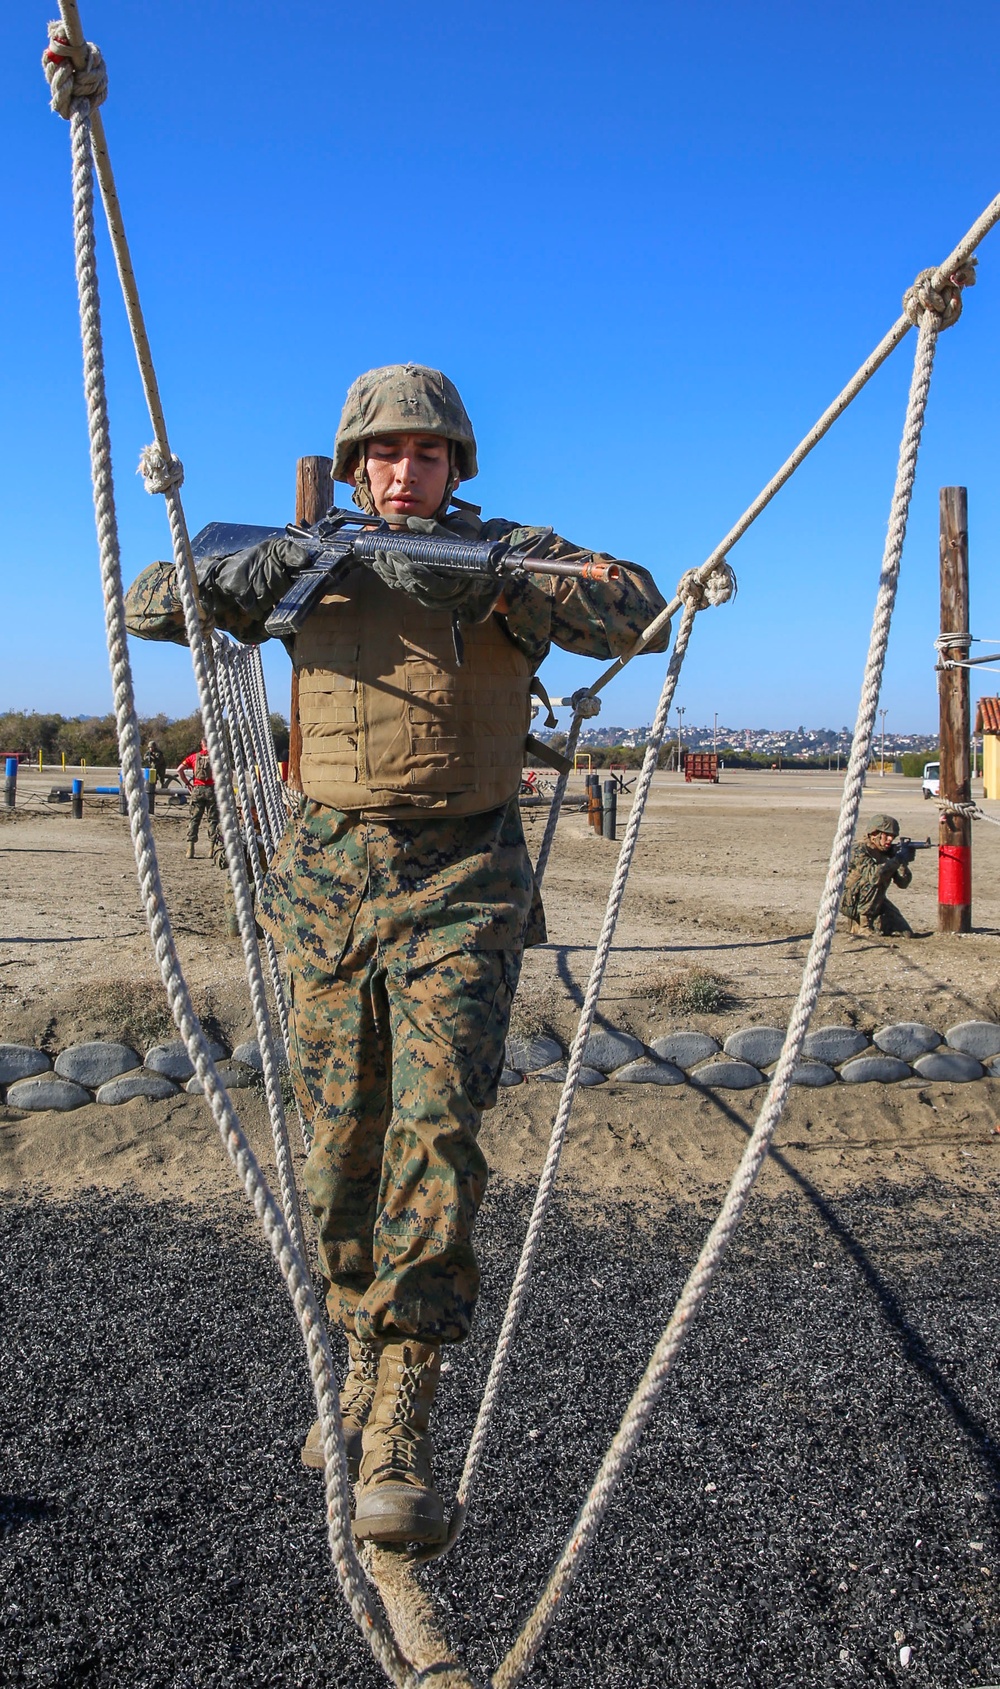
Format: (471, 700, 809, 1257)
(867, 813, 899, 838)
(332, 363, 478, 483)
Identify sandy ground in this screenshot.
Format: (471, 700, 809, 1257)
(3, 766, 999, 1688)
(2, 766, 999, 1214)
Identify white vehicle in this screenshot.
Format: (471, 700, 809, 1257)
(922, 760, 940, 799)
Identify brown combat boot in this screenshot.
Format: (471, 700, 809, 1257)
(185, 841, 195, 859)
(353, 1340, 445, 1545)
(301, 1331, 382, 1478)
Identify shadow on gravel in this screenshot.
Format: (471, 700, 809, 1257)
(0, 1496, 59, 1539)
(1, 1179, 998, 1688)
(700, 1086, 1000, 1503)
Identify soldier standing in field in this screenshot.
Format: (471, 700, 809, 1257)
(177, 738, 222, 861)
(143, 736, 169, 788)
(841, 812, 914, 935)
(124, 363, 671, 1545)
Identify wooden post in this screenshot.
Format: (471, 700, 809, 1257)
(938, 486, 971, 932)
(289, 456, 334, 789)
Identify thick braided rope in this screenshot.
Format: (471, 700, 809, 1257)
(938, 797, 1000, 826)
(531, 708, 584, 888)
(59, 84, 419, 1689)
(232, 642, 290, 849)
(492, 312, 941, 1689)
(214, 649, 295, 1066)
(156, 472, 308, 1264)
(583, 205, 999, 705)
(441, 600, 700, 1557)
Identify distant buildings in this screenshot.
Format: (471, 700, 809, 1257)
(563, 723, 939, 758)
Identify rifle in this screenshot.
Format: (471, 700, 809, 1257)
(891, 836, 932, 866)
(189, 510, 621, 640)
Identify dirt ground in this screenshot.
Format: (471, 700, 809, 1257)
(1, 765, 998, 1214)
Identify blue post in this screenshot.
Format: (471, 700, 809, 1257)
(4, 756, 16, 809)
(118, 771, 127, 816)
(71, 777, 83, 820)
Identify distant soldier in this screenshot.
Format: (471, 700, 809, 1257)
(177, 739, 221, 860)
(841, 813, 913, 936)
(144, 737, 168, 788)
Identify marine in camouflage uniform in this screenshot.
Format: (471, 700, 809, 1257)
(178, 743, 222, 860)
(124, 363, 670, 1542)
(841, 812, 913, 935)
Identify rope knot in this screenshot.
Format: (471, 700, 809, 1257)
(138, 444, 185, 495)
(677, 559, 737, 611)
(42, 23, 107, 118)
(569, 687, 601, 720)
(903, 260, 977, 330)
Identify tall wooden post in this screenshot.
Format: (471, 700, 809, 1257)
(288, 456, 334, 789)
(938, 486, 971, 932)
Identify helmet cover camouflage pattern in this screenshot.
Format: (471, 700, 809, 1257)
(866, 813, 899, 838)
(332, 364, 478, 483)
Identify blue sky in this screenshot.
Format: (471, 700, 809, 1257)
(2, 0, 999, 734)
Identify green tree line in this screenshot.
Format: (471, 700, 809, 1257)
(0, 710, 290, 768)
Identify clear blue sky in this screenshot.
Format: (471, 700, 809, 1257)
(3, 1, 999, 735)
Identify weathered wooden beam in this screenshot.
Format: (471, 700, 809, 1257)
(938, 485, 971, 932)
(289, 456, 334, 790)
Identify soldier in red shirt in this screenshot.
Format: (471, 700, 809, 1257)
(177, 739, 221, 861)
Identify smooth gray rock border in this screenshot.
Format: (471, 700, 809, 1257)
(650, 1031, 720, 1068)
(802, 1026, 869, 1064)
(97, 1073, 180, 1105)
(54, 1042, 140, 1087)
(723, 1027, 785, 1067)
(690, 1059, 764, 1090)
(0, 1045, 53, 1085)
(612, 1058, 685, 1085)
(873, 1021, 941, 1060)
(7, 1009, 1000, 1112)
(945, 1021, 1000, 1059)
(912, 1051, 984, 1083)
(840, 1055, 912, 1085)
(6, 1076, 91, 1111)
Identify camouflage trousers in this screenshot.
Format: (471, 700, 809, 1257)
(847, 898, 912, 936)
(291, 923, 518, 1345)
(186, 787, 221, 853)
(262, 801, 538, 1344)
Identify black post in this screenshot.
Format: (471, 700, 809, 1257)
(602, 778, 617, 840)
(4, 757, 16, 808)
(71, 777, 83, 820)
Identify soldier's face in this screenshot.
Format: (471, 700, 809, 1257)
(365, 434, 452, 523)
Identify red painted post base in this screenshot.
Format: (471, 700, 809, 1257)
(938, 844, 972, 932)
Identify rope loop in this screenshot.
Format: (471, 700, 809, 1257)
(42, 23, 107, 117)
(903, 259, 977, 330)
(677, 559, 737, 611)
(138, 443, 185, 495)
(569, 686, 601, 720)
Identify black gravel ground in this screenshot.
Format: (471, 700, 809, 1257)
(1, 1172, 998, 1689)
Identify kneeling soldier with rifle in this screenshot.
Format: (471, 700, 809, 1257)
(841, 813, 928, 936)
(124, 363, 671, 1545)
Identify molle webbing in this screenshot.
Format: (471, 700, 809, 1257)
(294, 567, 532, 816)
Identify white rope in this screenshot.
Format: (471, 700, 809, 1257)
(491, 308, 942, 1689)
(214, 645, 295, 1071)
(47, 23, 422, 1687)
(582, 210, 997, 704)
(427, 595, 702, 1565)
(531, 708, 584, 888)
(45, 16, 1000, 1684)
(937, 797, 1000, 826)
